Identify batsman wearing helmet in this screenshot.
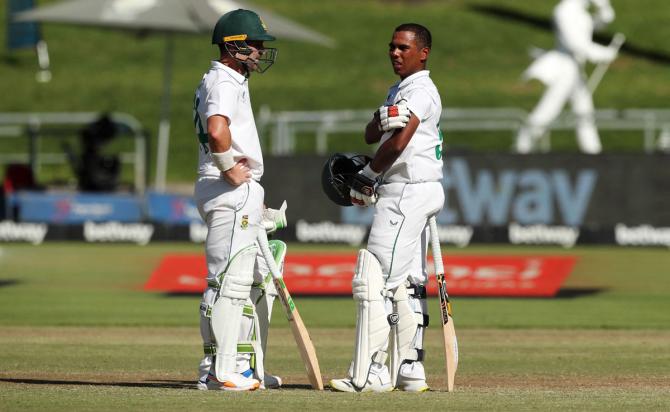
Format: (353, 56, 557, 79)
(192, 9, 286, 392)
(329, 23, 445, 392)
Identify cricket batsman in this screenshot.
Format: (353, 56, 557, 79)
(191, 8, 286, 391)
(327, 23, 445, 392)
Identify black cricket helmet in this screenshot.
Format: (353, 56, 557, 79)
(321, 153, 372, 206)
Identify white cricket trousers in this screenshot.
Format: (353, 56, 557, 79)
(194, 177, 265, 282)
(366, 181, 445, 290)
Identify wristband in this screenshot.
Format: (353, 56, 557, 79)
(211, 149, 235, 172)
(361, 164, 381, 179)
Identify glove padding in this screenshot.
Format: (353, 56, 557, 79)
(262, 200, 287, 235)
(378, 103, 410, 132)
(349, 165, 379, 207)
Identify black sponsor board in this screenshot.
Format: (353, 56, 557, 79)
(263, 153, 670, 228)
(2, 222, 670, 247)
(2, 154, 669, 246)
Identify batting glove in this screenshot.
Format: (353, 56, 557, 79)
(349, 164, 380, 207)
(378, 103, 410, 132)
(263, 200, 287, 235)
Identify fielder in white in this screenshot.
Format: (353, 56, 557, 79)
(191, 9, 286, 392)
(515, 0, 619, 154)
(330, 23, 445, 392)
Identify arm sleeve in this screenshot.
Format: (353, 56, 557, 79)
(204, 81, 238, 122)
(402, 89, 434, 122)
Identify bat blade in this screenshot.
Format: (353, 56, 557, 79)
(437, 274, 459, 392)
(273, 277, 324, 390)
(430, 216, 459, 392)
(258, 230, 324, 390)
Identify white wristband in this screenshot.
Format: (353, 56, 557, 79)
(211, 149, 235, 172)
(361, 164, 381, 179)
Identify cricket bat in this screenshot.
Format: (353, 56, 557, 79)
(587, 32, 626, 93)
(428, 216, 459, 392)
(257, 230, 324, 390)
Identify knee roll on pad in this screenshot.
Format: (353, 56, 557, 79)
(218, 245, 258, 300)
(351, 249, 391, 389)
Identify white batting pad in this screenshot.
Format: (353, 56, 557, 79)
(211, 245, 257, 379)
(351, 249, 391, 389)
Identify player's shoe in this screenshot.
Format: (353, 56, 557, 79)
(396, 363, 430, 392)
(196, 377, 208, 391)
(240, 368, 283, 389)
(203, 372, 260, 391)
(395, 376, 430, 392)
(329, 376, 393, 393)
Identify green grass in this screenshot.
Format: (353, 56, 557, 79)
(1, 243, 669, 410)
(1, 0, 669, 185)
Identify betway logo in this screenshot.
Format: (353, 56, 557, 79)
(296, 220, 367, 246)
(71, 203, 114, 217)
(84, 221, 154, 245)
(342, 158, 598, 227)
(442, 158, 597, 226)
(615, 224, 670, 247)
(0, 221, 48, 245)
(509, 223, 579, 248)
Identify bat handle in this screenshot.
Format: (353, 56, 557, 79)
(429, 216, 445, 276)
(258, 228, 282, 280)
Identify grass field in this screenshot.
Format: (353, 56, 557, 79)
(1, 243, 669, 410)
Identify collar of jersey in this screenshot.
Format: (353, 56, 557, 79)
(396, 70, 430, 90)
(211, 61, 247, 85)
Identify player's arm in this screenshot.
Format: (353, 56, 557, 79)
(364, 110, 384, 144)
(349, 114, 419, 207)
(370, 114, 420, 172)
(207, 114, 251, 186)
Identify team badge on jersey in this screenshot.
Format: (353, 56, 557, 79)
(241, 215, 249, 230)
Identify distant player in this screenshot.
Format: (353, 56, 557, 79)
(330, 23, 445, 392)
(191, 9, 286, 392)
(516, 0, 619, 154)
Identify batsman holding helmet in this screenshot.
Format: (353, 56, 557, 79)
(192, 9, 287, 392)
(327, 23, 445, 392)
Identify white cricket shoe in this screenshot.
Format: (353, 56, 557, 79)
(396, 362, 430, 392)
(196, 377, 208, 391)
(330, 367, 393, 392)
(239, 367, 282, 389)
(395, 376, 430, 392)
(204, 372, 260, 391)
(329, 378, 393, 393)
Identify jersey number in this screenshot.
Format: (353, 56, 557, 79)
(193, 96, 209, 154)
(435, 124, 444, 160)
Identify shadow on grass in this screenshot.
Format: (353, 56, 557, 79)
(0, 280, 20, 288)
(0, 378, 315, 391)
(455, 288, 605, 299)
(0, 378, 195, 389)
(469, 4, 670, 64)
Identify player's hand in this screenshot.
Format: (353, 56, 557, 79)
(349, 165, 379, 207)
(263, 200, 288, 235)
(378, 102, 410, 132)
(222, 159, 251, 186)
